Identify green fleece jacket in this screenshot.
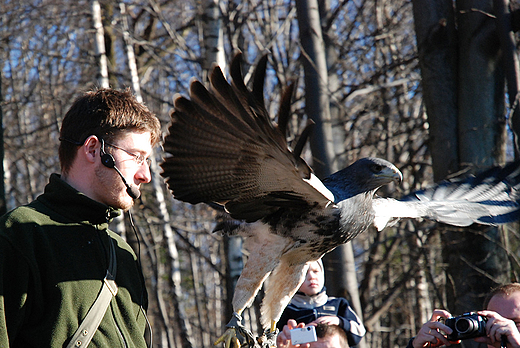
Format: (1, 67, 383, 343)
(0, 174, 148, 348)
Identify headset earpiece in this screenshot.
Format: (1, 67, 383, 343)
(101, 152, 115, 169)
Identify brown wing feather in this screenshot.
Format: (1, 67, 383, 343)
(276, 81, 295, 140)
(227, 53, 288, 151)
(161, 52, 330, 221)
(251, 54, 268, 112)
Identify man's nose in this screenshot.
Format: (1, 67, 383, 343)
(136, 162, 152, 183)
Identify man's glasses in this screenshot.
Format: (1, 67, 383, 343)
(104, 141, 152, 167)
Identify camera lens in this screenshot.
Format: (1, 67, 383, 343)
(455, 318, 476, 333)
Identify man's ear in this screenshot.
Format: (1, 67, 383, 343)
(82, 135, 100, 164)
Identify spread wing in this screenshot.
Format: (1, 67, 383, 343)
(160, 52, 333, 222)
(372, 161, 520, 230)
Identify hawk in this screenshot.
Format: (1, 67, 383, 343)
(160, 53, 520, 347)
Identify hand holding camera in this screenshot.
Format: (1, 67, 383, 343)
(411, 310, 516, 348)
(411, 309, 456, 348)
(277, 319, 314, 348)
(290, 326, 317, 345)
(410, 286, 520, 348)
(473, 310, 518, 348)
(445, 312, 488, 341)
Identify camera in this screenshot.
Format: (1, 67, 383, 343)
(290, 326, 317, 345)
(445, 312, 488, 341)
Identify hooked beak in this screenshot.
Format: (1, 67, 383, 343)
(376, 166, 403, 185)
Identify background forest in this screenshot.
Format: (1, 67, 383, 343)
(1, 0, 520, 347)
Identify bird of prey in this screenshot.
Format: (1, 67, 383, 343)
(160, 52, 520, 348)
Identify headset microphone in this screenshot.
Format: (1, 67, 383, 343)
(101, 152, 141, 200)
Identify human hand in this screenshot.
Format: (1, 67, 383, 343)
(412, 309, 460, 348)
(311, 315, 340, 326)
(474, 310, 520, 348)
(276, 319, 312, 348)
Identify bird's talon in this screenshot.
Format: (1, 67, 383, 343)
(214, 328, 241, 348)
(215, 321, 256, 348)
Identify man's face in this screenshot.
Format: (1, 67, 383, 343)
(94, 131, 153, 211)
(487, 290, 520, 330)
(299, 261, 325, 296)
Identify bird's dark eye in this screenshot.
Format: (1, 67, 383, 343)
(372, 164, 383, 173)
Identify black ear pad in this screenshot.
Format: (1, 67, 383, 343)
(101, 152, 115, 169)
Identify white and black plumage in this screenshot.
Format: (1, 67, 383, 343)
(160, 53, 520, 348)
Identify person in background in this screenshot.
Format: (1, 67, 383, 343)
(277, 319, 350, 348)
(277, 259, 366, 347)
(0, 88, 161, 347)
(407, 283, 520, 348)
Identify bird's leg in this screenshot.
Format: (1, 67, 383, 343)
(271, 320, 277, 333)
(259, 258, 308, 329)
(256, 257, 312, 348)
(215, 231, 291, 348)
(214, 311, 255, 348)
(216, 264, 274, 348)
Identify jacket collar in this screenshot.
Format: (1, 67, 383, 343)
(36, 173, 121, 226)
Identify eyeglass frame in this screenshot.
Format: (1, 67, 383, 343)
(102, 139, 152, 167)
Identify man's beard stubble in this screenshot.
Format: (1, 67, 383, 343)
(94, 165, 134, 211)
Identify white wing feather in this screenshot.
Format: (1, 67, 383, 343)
(372, 166, 520, 231)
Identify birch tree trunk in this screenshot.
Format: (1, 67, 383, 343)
(200, 0, 236, 329)
(92, 0, 109, 88)
(202, 0, 226, 78)
(93, 1, 130, 242)
(120, 3, 193, 347)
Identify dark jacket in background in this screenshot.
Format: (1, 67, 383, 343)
(277, 289, 366, 347)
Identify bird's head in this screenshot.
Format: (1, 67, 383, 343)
(323, 157, 402, 202)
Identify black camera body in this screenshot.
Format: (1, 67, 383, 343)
(445, 312, 488, 341)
